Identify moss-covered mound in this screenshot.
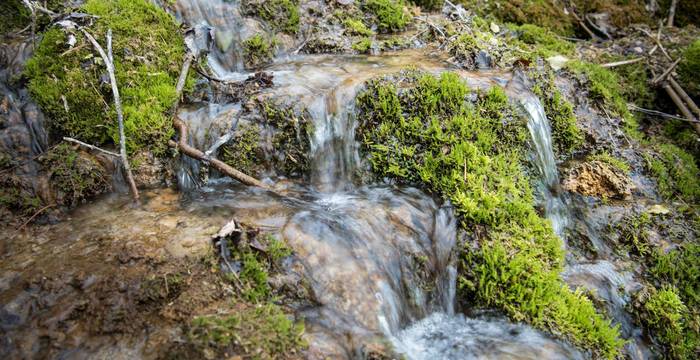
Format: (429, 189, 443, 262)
(0, 0, 63, 36)
(25, 0, 186, 157)
(678, 39, 700, 99)
(243, 0, 301, 34)
(356, 71, 623, 358)
(361, 0, 411, 33)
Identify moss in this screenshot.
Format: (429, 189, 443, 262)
(566, 60, 643, 140)
(650, 244, 700, 310)
(356, 72, 623, 358)
(589, 151, 631, 173)
(25, 0, 187, 157)
(0, 176, 42, 218)
(410, 0, 442, 11)
(511, 24, 575, 58)
(188, 304, 306, 359)
(243, 0, 300, 34)
(678, 39, 700, 98)
(638, 286, 699, 359)
(352, 38, 373, 53)
(242, 34, 277, 69)
(38, 143, 110, 207)
(344, 18, 375, 37)
(600, 55, 655, 109)
(362, 0, 411, 33)
(0, 0, 63, 36)
(460, 0, 576, 36)
(645, 143, 700, 203)
(531, 72, 583, 156)
(615, 212, 654, 256)
(662, 121, 700, 163)
(220, 123, 266, 177)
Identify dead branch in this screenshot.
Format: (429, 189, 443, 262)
(661, 82, 700, 135)
(63, 137, 120, 157)
(169, 118, 268, 189)
(16, 203, 55, 231)
(168, 50, 268, 189)
(80, 28, 140, 201)
(600, 57, 644, 68)
(667, 0, 678, 27)
(651, 57, 681, 85)
(669, 77, 700, 119)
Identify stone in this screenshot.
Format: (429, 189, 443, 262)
(547, 55, 569, 71)
(562, 160, 635, 199)
(490, 22, 500, 33)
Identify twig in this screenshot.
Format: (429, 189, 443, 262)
(651, 57, 681, 85)
(63, 137, 120, 157)
(80, 28, 140, 201)
(16, 204, 55, 231)
(567, 7, 598, 40)
(667, 0, 678, 27)
(640, 28, 671, 61)
(600, 57, 644, 68)
(628, 104, 700, 122)
(661, 82, 700, 132)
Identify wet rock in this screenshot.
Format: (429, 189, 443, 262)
(475, 51, 492, 69)
(562, 160, 635, 199)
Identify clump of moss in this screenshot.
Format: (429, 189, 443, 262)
(38, 143, 110, 207)
(25, 0, 187, 157)
(566, 60, 642, 140)
(461, 0, 576, 36)
(352, 38, 373, 53)
(511, 24, 575, 58)
(243, 0, 300, 34)
(600, 55, 655, 109)
(678, 39, 700, 98)
(615, 212, 654, 256)
(188, 304, 306, 359)
(645, 143, 700, 203)
(531, 72, 583, 156)
(362, 0, 411, 33)
(0, 176, 42, 219)
(589, 151, 631, 173)
(344, 18, 375, 37)
(662, 121, 700, 165)
(220, 123, 266, 177)
(650, 244, 700, 310)
(242, 34, 277, 69)
(637, 286, 699, 359)
(356, 72, 623, 358)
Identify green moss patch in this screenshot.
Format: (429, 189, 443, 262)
(38, 143, 110, 207)
(243, 0, 300, 34)
(242, 34, 277, 69)
(678, 39, 700, 98)
(361, 0, 411, 33)
(352, 38, 373, 53)
(188, 304, 306, 359)
(356, 71, 623, 358)
(25, 0, 187, 156)
(344, 18, 375, 37)
(511, 24, 575, 58)
(0, 0, 63, 36)
(530, 71, 583, 156)
(646, 143, 700, 204)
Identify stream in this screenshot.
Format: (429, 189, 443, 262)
(0, 1, 656, 359)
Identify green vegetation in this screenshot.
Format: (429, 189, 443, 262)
(615, 212, 653, 256)
(344, 18, 374, 37)
(601, 55, 656, 109)
(638, 286, 699, 359)
(646, 143, 700, 204)
(511, 24, 575, 58)
(650, 244, 700, 310)
(189, 304, 305, 359)
(38, 143, 110, 207)
(678, 39, 700, 98)
(356, 72, 623, 358)
(531, 72, 583, 156)
(243, 0, 300, 34)
(352, 38, 373, 53)
(25, 0, 187, 157)
(589, 151, 631, 173)
(220, 101, 311, 178)
(0, 0, 63, 36)
(362, 0, 410, 33)
(242, 34, 277, 69)
(411, 0, 442, 11)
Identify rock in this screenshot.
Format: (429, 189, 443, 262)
(475, 51, 492, 69)
(562, 160, 635, 199)
(647, 204, 670, 215)
(546, 55, 569, 71)
(490, 22, 500, 33)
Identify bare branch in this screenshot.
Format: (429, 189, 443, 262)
(80, 28, 140, 201)
(600, 57, 644, 68)
(667, 0, 678, 27)
(63, 137, 120, 157)
(651, 57, 681, 85)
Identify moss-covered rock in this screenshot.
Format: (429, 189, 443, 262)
(646, 143, 700, 204)
(242, 34, 277, 69)
(25, 0, 187, 157)
(38, 143, 110, 207)
(356, 72, 623, 358)
(243, 0, 300, 34)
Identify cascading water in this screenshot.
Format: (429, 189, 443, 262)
(520, 95, 570, 237)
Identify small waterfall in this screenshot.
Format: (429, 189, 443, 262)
(520, 95, 569, 237)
